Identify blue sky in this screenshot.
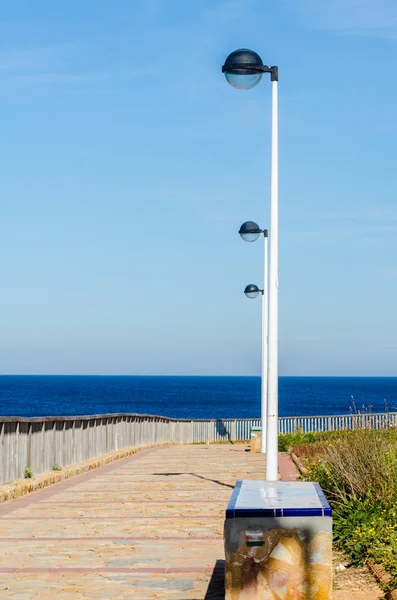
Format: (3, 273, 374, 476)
(1, 0, 397, 376)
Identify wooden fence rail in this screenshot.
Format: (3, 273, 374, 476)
(1, 412, 396, 485)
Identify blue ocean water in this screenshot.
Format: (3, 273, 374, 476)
(0, 376, 396, 418)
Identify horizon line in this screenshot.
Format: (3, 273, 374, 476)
(0, 373, 397, 378)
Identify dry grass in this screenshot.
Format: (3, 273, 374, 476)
(307, 429, 397, 504)
(293, 427, 397, 585)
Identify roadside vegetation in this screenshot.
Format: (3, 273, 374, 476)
(279, 426, 397, 589)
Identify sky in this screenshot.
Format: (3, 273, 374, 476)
(1, 0, 397, 376)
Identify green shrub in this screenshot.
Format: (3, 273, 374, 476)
(305, 429, 397, 504)
(52, 464, 62, 471)
(278, 429, 350, 452)
(332, 496, 397, 589)
(302, 429, 397, 588)
(24, 467, 33, 479)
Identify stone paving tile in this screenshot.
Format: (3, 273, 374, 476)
(0, 517, 224, 538)
(6, 505, 225, 518)
(0, 572, 216, 599)
(0, 444, 284, 599)
(41, 493, 231, 502)
(0, 539, 224, 569)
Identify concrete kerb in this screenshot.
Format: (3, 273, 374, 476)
(289, 451, 307, 476)
(0, 442, 173, 504)
(368, 561, 397, 599)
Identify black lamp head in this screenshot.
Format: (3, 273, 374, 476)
(222, 48, 264, 90)
(239, 221, 262, 243)
(244, 284, 262, 299)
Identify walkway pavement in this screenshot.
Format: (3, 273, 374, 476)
(0, 444, 296, 599)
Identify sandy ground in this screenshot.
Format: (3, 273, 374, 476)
(333, 551, 384, 600)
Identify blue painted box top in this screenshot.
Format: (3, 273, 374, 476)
(226, 480, 332, 519)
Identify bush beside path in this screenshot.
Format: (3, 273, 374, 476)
(281, 428, 397, 597)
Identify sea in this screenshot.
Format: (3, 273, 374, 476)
(0, 375, 397, 419)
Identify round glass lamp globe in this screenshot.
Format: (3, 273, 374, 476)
(225, 71, 262, 90)
(239, 221, 261, 242)
(240, 230, 260, 242)
(223, 49, 264, 90)
(244, 285, 260, 299)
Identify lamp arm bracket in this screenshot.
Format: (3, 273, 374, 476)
(269, 66, 278, 82)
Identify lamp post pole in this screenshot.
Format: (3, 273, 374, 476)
(239, 223, 268, 456)
(266, 69, 279, 481)
(223, 50, 279, 480)
(261, 230, 268, 454)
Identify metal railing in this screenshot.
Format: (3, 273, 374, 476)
(278, 412, 397, 433)
(1, 412, 396, 484)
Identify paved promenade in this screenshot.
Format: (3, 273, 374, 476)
(0, 443, 287, 599)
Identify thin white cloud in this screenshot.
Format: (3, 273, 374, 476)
(203, 0, 253, 24)
(143, 0, 164, 17)
(0, 43, 105, 87)
(0, 43, 81, 71)
(140, 0, 253, 26)
(319, 206, 397, 224)
(380, 266, 397, 278)
(287, 0, 397, 37)
(283, 203, 397, 249)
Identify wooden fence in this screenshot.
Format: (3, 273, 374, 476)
(1, 411, 396, 485)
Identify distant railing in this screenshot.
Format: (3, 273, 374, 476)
(1, 412, 396, 485)
(278, 412, 397, 433)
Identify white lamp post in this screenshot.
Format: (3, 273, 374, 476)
(223, 49, 279, 481)
(240, 224, 268, 455)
